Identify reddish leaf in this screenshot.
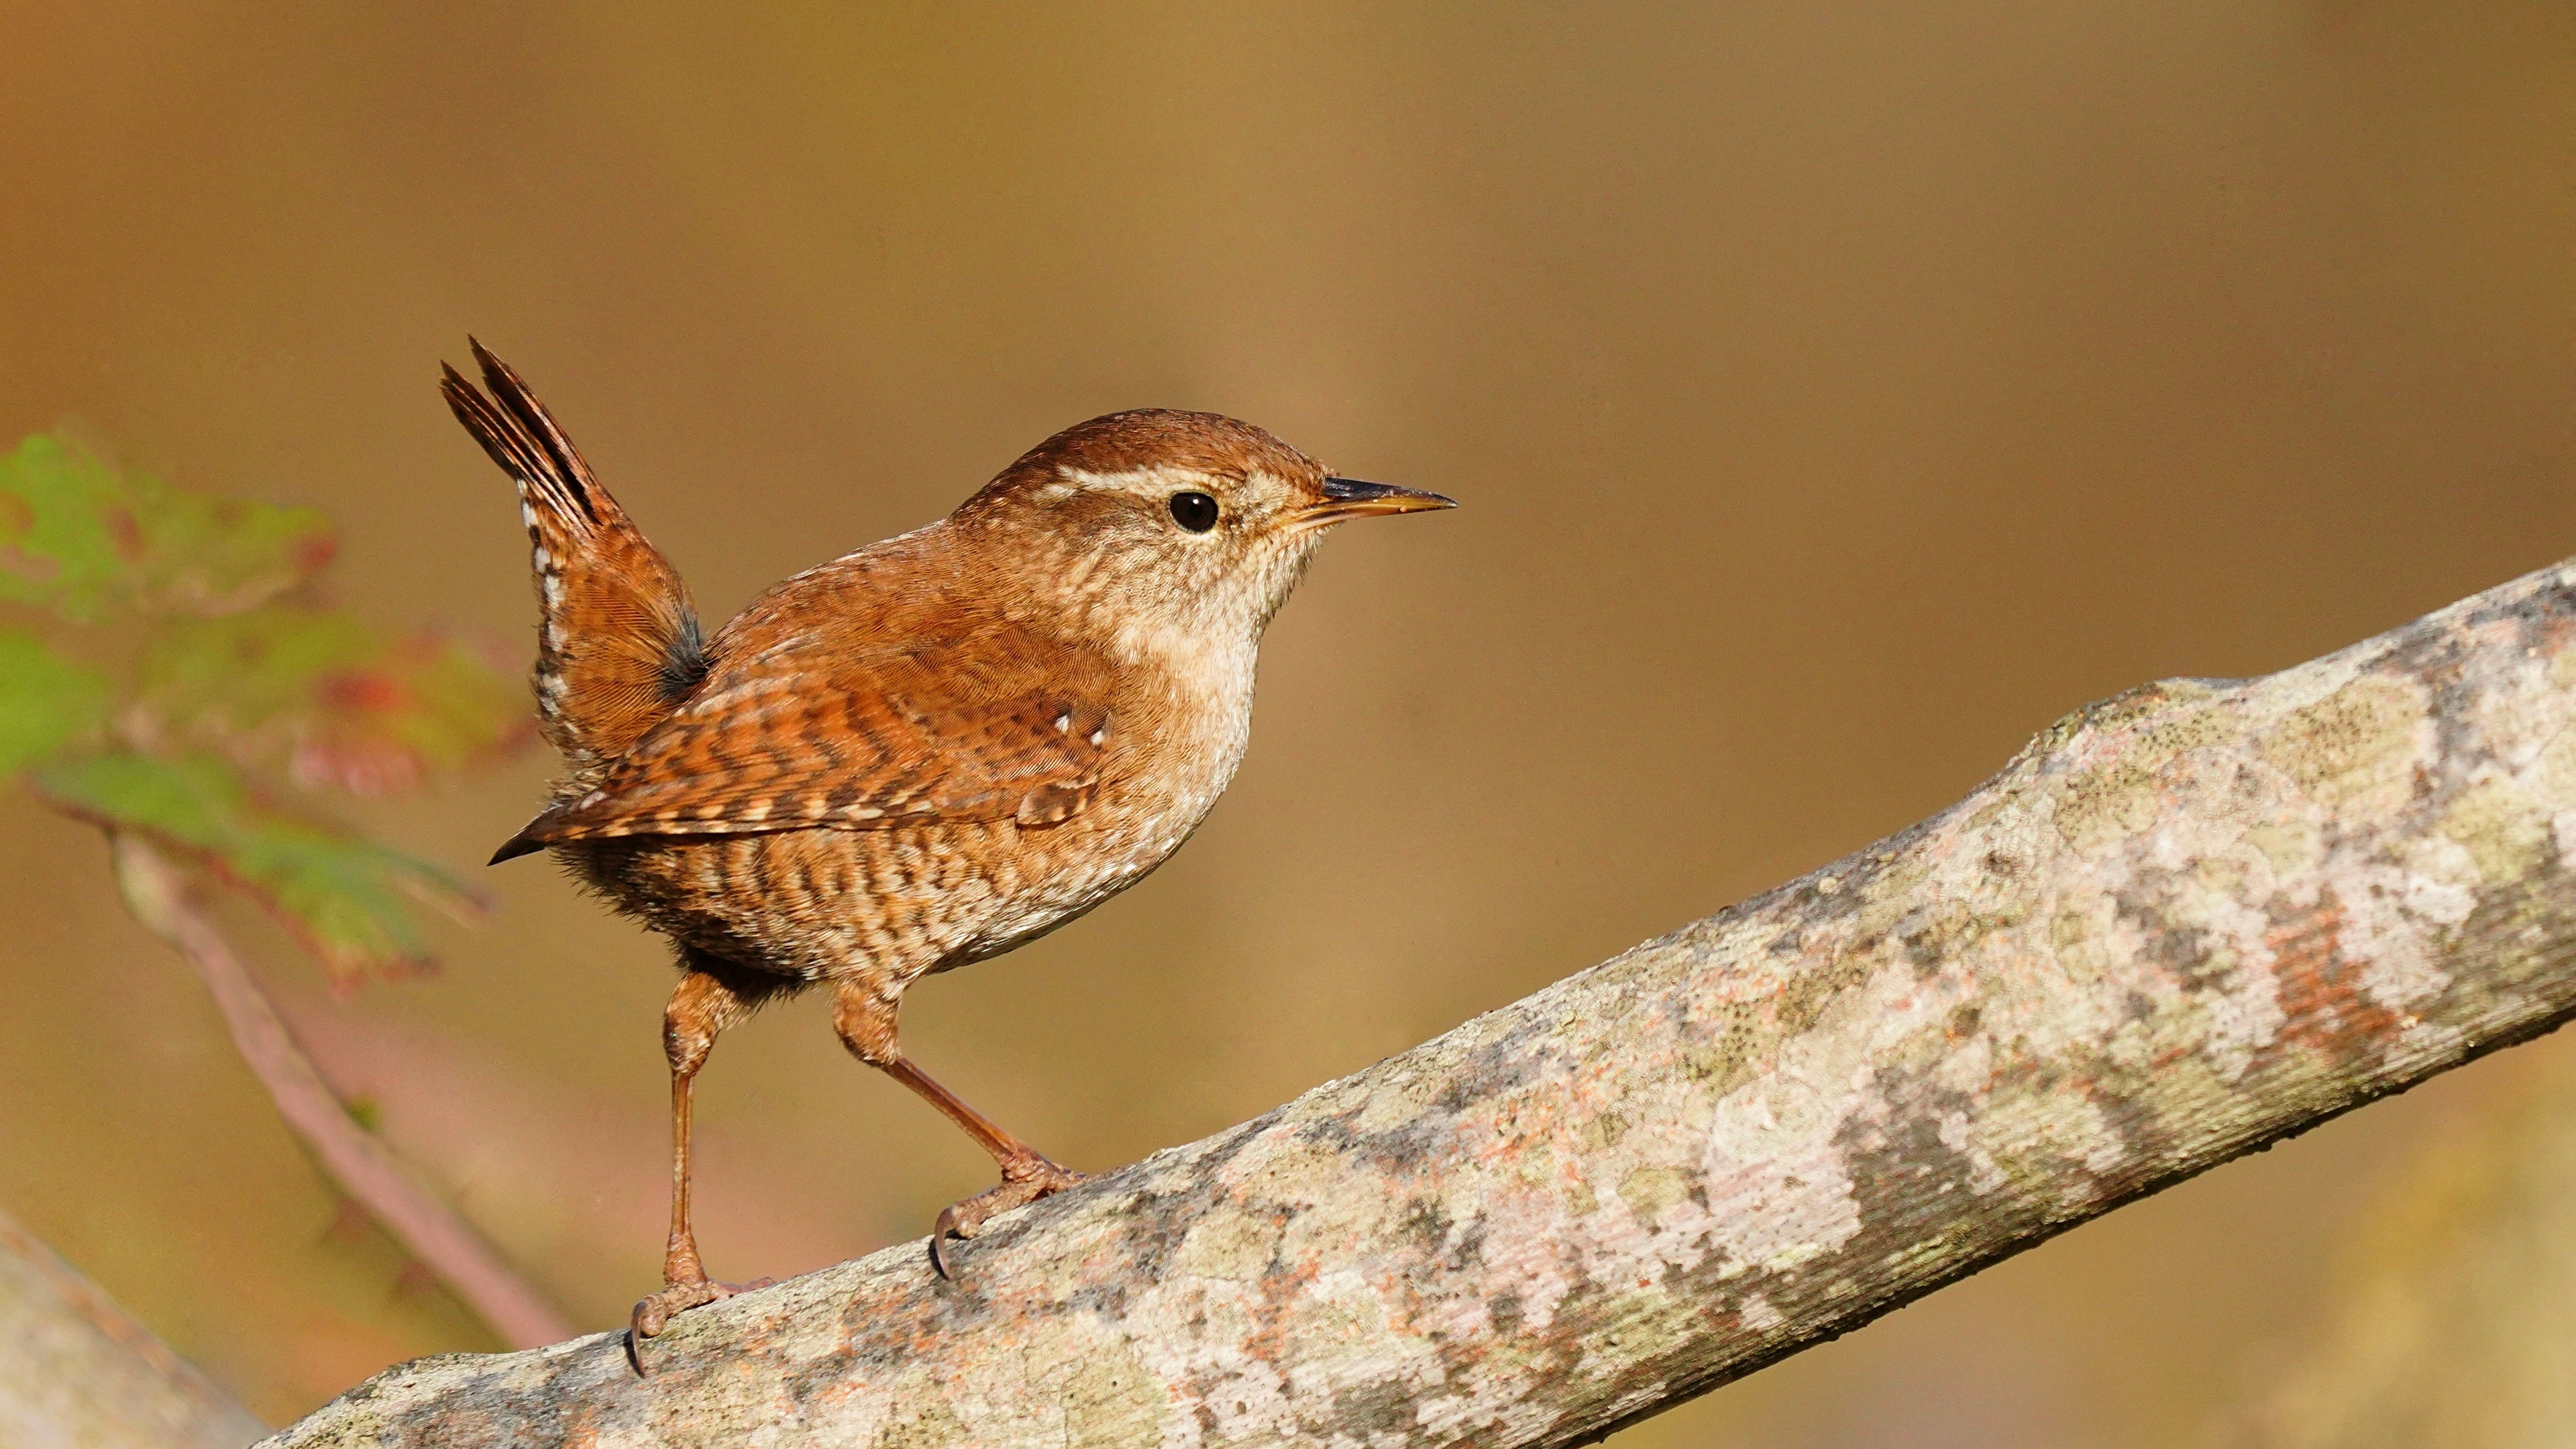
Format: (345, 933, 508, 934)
(0, 433, 335, 620)
(137, 606, 529, 795)
(34, 751, 480, 987)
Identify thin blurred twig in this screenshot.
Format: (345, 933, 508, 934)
(112, 835, 573, 1350)
(264, 557, 2576, 1448)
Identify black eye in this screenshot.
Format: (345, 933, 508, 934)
(1168, 491, 1219, 533)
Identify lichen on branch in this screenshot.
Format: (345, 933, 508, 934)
(271, 559, 2576, 1448)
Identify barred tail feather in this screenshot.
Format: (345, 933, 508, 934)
(441, 341, 706, 809)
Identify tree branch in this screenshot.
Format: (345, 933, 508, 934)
(0, 1204, 266, 1447)
(112, 836, 574, 1350)
(268, 559, 2576, 1448)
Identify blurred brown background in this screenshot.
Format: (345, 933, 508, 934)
(3, 0, 2572, 1441)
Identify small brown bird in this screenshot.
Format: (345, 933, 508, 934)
(440, 341, 1450, 1347)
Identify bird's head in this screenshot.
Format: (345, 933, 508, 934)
(955, 409, 1452, 651)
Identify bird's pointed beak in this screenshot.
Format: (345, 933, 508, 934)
(1295, 476, 1458, 529)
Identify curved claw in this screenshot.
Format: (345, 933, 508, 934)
(927, 1159, 1087, 1281)
(626, 1275, 774, 1376)
(927, 1205, 964, 1281)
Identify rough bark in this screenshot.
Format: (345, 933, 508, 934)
(0, 1205, 268, 1448)
(269, 559, 2576, 1448)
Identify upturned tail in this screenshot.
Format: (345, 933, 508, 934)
(441, 340, 706, 852)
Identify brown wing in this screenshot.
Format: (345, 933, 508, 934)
(442, 340, 703, 775)
(502, 623, 1114, 847)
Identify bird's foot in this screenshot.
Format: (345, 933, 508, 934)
(627, 1274, 775, 1373)
(928, 1155, 1087, 1279)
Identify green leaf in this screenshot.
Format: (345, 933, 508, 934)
(0, 629, 111, 773)
(138, 606, 529, 794)
(0, 433, 335, 620)
(32, 751, 478, 985)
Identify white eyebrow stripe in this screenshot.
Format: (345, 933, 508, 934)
(1056, 464, 1214, 494)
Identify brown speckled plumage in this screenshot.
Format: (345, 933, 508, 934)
(441, 341, 1451, 1360)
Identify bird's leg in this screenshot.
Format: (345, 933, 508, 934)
(831, 978, 1085, 1277)
(631, 967, 773, 1360)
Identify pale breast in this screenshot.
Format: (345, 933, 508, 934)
(938, 653, 1258, 966)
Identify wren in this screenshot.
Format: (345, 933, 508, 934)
(441, 341, 1451, 1352)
